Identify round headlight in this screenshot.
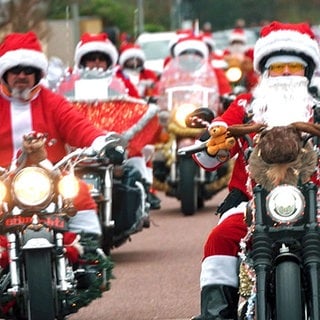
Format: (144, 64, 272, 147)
(58, 174, 80, 199)
(0, 180, 7, 203)
(174, 103, 197, 127)
(226, 67, 242, 83)
(266, 185, 305, 223)
(12, 167, 53, 207)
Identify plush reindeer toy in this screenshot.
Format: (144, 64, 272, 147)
(228, 122, 320, 191)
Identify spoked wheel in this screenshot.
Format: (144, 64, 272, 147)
(179, 156, 198, 215)
(24, 249, 56, 320)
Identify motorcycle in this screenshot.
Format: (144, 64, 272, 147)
(56, 68, 161, 254)
(223, 51, 259, 94)
(0, 133, 121, 320)
(155, 53, 233, 215)
(181, 114, 320, 319)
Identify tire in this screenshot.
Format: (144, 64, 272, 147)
(24, 249, 56, 320)
(275, 260, 304, 320)
(179, 156, 198, 215)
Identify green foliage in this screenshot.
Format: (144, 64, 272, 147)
(144, 24, 166, 33)
(47, 0, 320, 34)
(48, 0, 136, 33)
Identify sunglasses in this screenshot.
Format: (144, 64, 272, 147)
(268, 62, 305, 75)
(84, 53, 107, 62)
(8, 66, 38, 75)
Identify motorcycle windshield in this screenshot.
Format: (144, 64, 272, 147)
(56, 68, 128, 101)
(157, 54, 221, 115)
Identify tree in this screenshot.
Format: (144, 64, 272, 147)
(0, 0, 50, 39)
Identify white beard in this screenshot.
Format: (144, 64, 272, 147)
(250, 76, 313, 127)
(11, 87, 32, 101)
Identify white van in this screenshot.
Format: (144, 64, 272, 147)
(135, 31, 176, 75)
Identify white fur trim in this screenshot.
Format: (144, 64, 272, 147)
(119, 48, 145, 66)
(192, 151, 221, 171)
(265, 55, 307, 68)
(218, 202, 247, 224)
(123, 102, 159, 141)
(173, 39, 209, 59)
(0, 49, 48, 77)
(229, 32, 246, 43)
(208, 121, 228, 129)
(254, 29, 320, 72)
(74, 41, 119, 68)
(200, 255, 239, 288)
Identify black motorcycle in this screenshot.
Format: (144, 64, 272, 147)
(181, 115, 320, 319)
(56, 67, 161, 254)
(155, 54, 232, 215)
(0, 134, 118, 320)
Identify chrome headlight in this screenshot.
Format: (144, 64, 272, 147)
(266, 185, 305, 223)
(226, 67, 242, 83)
(174, 103, 198, 127)
(0, 180, 7, 203)
(58, 174, 80, 199)
(12, 167, 53, 207)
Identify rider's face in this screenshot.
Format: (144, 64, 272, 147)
(82, 52, 109, 70)
(268, 61, 306, 77)
(6, 66, 37, 91)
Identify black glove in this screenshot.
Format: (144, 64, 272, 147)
(185, 108, 215, 128)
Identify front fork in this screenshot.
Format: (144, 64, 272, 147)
(7, 231, 74, 295)
(7, 233, 19, 294)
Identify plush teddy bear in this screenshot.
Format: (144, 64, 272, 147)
(206, 125, 236, 159)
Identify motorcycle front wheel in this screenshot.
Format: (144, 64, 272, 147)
(24, 249, 56, 320)
(179, 156, 198, 215)
(275, 260, 304, 320)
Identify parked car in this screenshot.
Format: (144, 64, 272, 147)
(212, 27, 260, 53)
(135, 31, 176, 75)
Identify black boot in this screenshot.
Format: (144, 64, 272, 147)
(191, 285, 239, 320)
(75, 233, 113, 291)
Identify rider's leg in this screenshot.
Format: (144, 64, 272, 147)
(192, 207, 247, 319)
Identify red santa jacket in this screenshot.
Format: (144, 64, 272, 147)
(0, 85, 104, 168)
(193, 93, 252, 198)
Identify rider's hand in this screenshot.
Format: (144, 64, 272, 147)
(185, 108, 215, 128)
(91, 132, 127, 153)
(206, 122, 236, 161)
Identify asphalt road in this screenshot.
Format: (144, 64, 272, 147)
(69, 189, 226, 320)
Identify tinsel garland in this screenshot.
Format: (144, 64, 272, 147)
(238, 226, 256, 320)
(71, 98, 161, 156)
(63, 250, 114, 314)
(0, 244, 114, 318)
(168, 121, 204, 138)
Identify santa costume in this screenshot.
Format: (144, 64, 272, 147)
(0, 31, 112, 266)
(118, 43, 159, 98)
(191, 21, 320, 319)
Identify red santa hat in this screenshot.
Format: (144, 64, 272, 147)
(0, 31, 48, 78)
(173, 35, 209, 59)
(118, 43, 146, 67)
(229, 28, 246, 44)
(168, 29, 194, 56)
(253, 21, 320, 77)
(74, 32, 119, 68)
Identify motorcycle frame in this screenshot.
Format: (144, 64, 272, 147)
(166, 85, 216, 185)
(251, 182, 320, 319)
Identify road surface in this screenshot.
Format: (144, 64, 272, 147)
(69, 189, 226, 320)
